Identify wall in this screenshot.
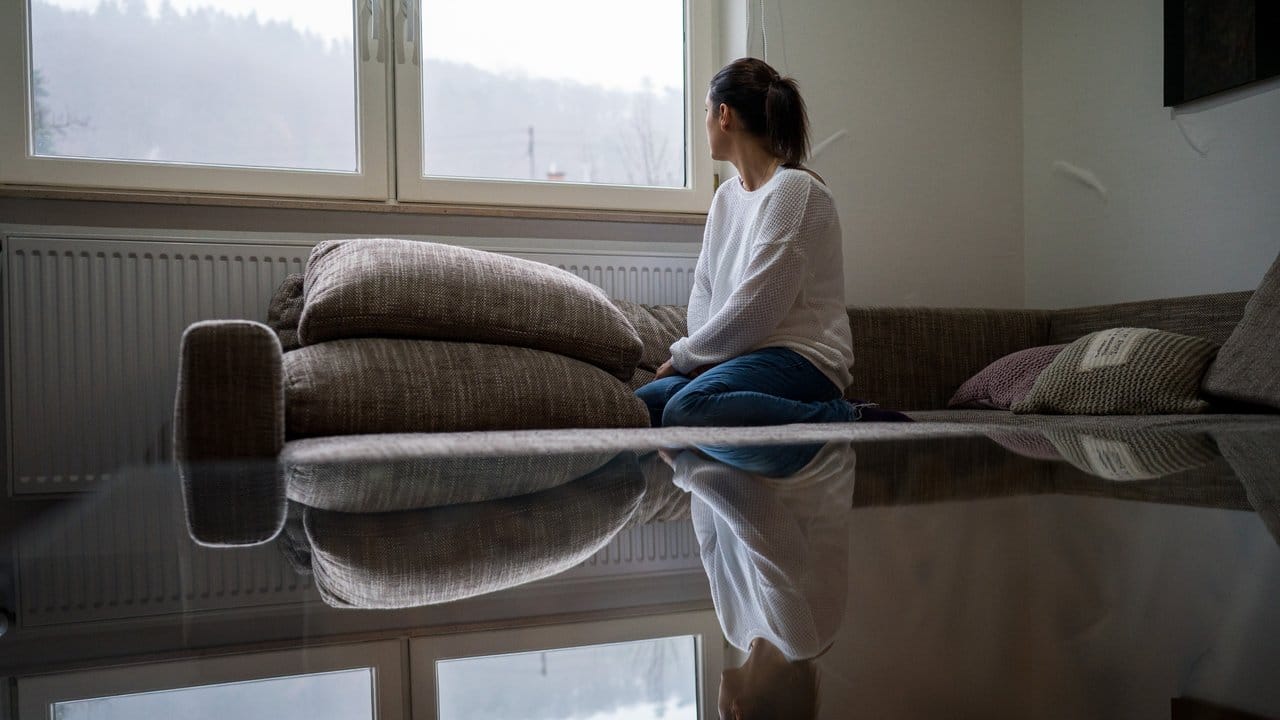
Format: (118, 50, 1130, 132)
(1, 0, 1025, 310)
(1023, 0, 1280, 308)
(748, 0, 1025, 308)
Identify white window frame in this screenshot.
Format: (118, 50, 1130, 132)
(16, 640, 406, 720)
(409, 611, 723, 720)
(0, 0, 715, 214)
(0, 0, 391, 200)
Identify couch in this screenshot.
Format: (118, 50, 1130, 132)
(173, 239, 1280, 469)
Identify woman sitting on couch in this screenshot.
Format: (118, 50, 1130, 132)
(640, 58, 901, 427)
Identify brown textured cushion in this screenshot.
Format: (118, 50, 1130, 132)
(267, 273, 305, 352)
(283, 338, 650, 436)
(612, 299, 688, 372)
(1048, 291, 1252, 345)
(304, 453, 645, 608)
(1013, 328, 1218, 415)
(298, 239, 642, 379)
(948, 344, 1067, 410)
(1202, 252, 1280, 410)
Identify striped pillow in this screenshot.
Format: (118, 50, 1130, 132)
(1012, 328, 1218, 415)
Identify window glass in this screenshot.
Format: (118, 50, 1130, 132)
(420, 0, 687, 188)
(28, 0, 359, 172)
(437, 636, 698, 720)
(50, 668, 374, 720)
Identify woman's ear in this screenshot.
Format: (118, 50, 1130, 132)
(718, 103, 732, 132)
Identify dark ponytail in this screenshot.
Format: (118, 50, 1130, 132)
(709, 57, 810, 167)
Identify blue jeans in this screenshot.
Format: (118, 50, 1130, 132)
(637, 347, 855, 428)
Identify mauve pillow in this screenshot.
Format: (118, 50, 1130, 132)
(948, 344, 1067, 410)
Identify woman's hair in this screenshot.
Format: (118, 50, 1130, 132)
(709, 57, 810, 167)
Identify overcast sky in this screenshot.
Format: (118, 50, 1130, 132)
(38, 0, 685, 93)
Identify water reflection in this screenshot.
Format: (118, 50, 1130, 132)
(665, 442, 855, 720)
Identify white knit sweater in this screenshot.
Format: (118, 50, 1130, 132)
(669, 167, 855, 390)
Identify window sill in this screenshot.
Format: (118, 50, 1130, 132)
(0, 185, 707, 226)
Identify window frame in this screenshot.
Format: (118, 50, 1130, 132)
(0, 0, 391, 200)
(0, 0, 715, 215)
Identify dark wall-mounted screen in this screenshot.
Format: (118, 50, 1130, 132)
(1165, 0, 1280, 106)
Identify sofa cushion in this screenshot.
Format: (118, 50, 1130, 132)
(283, 338, 650, 436)
(1201, 251, 1280, 410)
(1048, 291, 1252, 345)
(298, 239, 642, 379)
(1013, 328, 1218, 415)
(266, 273, 305, 352)
(612, 299, 688, 372)
(948, 344, 1067, 410)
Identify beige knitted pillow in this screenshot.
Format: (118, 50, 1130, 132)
(299, 239, 642, 379)
(1012, 327, 1218, 415)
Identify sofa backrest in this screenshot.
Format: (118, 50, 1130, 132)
(1047, 291, 1253, 346)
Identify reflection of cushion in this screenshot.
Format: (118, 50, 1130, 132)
(985, 431, 1063, 461)
(283, 339, 650, 436)
(282, 438, 616, 512)
(298, 239, 642, 379)
(948, 345, 1066, 410)
(1013, 328, 1218, 415)
(267, 273, 305, 352)
(1202, 251, 1280, 410)
(304, 453, 645, 609)
(1042, 428, 1218, 481)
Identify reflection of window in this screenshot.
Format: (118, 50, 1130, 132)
(52, 669, 375, 720)
(18, 641, 403, 720)
(412, 612, 722, 720)
(437, 637, 698, 720)
(0, 0, 714, 212)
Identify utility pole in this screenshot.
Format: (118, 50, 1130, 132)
(527, 125, 535, 179)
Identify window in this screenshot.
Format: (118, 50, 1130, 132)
(17, 641, 404, 720)
(411, 612, 722, 720)
(0, 0, 714, 212)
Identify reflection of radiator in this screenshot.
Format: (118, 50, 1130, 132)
(3, 234, 698, 493)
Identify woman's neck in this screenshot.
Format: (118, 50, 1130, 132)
(731, 143, 783, 191)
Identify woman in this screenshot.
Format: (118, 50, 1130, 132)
(638, 57, 871, 428)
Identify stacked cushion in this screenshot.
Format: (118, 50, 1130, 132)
(279, 239, 651, 435)
(299, 238, 642, 379)
(284, 339, 648, 436)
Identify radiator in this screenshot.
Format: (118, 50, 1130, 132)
(3, 234, 697, 493)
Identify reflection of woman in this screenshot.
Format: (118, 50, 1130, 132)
(638, 57, 861, 428)
(667, 442, 855, 720)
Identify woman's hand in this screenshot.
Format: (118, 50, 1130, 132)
(655, 358, 678, 379)
(656, 358, 717, 379)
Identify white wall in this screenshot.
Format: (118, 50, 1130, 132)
(733, 0, 1025, 308)
(1023, 0, 1280, 309)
